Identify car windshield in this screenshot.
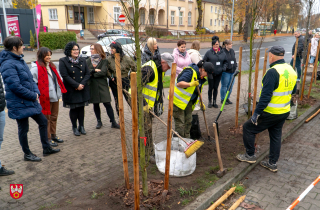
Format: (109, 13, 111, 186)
(97, 38, 114, 47)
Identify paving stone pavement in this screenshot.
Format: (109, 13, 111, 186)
(0, 64, 315, 209)
(235, 111, 320, 210)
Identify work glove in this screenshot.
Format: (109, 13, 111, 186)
(189, 80, 199, 87)
(251, 113, 260, 126)
(143, 105, 151, 113)
(200, 102, 206, 111)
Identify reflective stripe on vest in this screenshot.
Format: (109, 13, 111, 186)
(142, 60, 158, 108)
(261, 63, 297, 114)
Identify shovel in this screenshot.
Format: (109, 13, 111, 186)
(215, 70, 239, 135)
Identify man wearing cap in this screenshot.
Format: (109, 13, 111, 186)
(142, 52, 173, 163)
(237, 46, 297, 172)
(171, 60, 214, 139)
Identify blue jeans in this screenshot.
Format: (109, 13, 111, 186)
(310, 56, 316, 64)
(0, 111, 6, 169)
(290, 57, 302, 79)
(220, 72, 235, 101)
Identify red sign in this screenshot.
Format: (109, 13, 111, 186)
(10, 184, 23, 199)
(7, 15, 21, 37)
(119, 14, 125, 23)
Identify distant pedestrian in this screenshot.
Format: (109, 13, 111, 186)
(221, 39, 237, 105)
(31, 47, 66, 146)
(173, 40, 192, 77)
(187, 40, 202, 64)
(107, 41, 136, 116)
(87, 43, 119, 129)
(142, 37, 162, 73)
(59, 42, 90, 136)
(307, 30, 313, 44)
(309, 33, 319, 68)
(292, 28, 294, 35)
(203, 36, 228, 108)
(290, 31, 304, 81)
(0, 36, 60, 161)
(274, 29, 277, 36)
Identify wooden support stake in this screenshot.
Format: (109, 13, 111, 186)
(262, 48, 268, 76)
(305, 108, 320, 123)
(228, 195, 246, 210)
(293, 37, 299, 70)
(115, 53, 130, 190)
(213, 123, 224, 172)
(130, 72, 140, 210)
(308, 41, 320, 98)
(235, 47, 242, 128)
(300, 43, 311, 101)
(164, 63, 176, 190)
(252, 49, 260, 115)
(207, 187, 236, 210)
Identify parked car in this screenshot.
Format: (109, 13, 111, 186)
(97, 29, 133, 40)
(80, 36, 141, 58)
(201, 27, 215, 34)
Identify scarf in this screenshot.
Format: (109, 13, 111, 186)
(36, 61, 67, 115)
(68, 56, 80, 64)
(213, 47, 220, 53)
(179, 50, 186, 57)
(91, 54, 102, 67)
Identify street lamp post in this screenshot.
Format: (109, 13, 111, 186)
(230, 0, 235, 41)
(178, 6, 181, 39)
(2, 0, 9, 37)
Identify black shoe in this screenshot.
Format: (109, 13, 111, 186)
(78, 126, 86, 135)
(221, 100, 230, 105)
(43, 147, 61, 156)
(24, 153, 42, 162)
(51, 136, 64, 143)
(96, 120, 103, 129)
(226, 99, 233, 104)
(213, 100, 218, 108)
(48, 140, 58, 147)
(0, 166, 15, 176)
(236, 153, 257, 164)
(260, 160, 278, 172)
(208, 100, 213, 108)
(111, 122, 120, 129)
(73, 127, 81, 136)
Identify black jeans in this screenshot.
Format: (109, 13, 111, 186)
(69, 106, 85, 128)
(208, 74, 222, 102)
(109, 77, 131, 116)
(93, 103, 116, 123)
(243, 111, 289, 164)
(16, 113, 50, 155)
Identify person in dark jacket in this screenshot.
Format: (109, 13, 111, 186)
(0, 36, 60, 161)
(220, 39, 237, 105)
(87, 43, 119, 129)
(203, 36, 228, 108)
(59, 42, 90, 136)
(142, 37, 163, 73)
(290, 31, 304, 81)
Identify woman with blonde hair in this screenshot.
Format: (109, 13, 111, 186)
(310, 33, 319, 67)
(187, 40, 202, 64)
(142, 37, 162, 72)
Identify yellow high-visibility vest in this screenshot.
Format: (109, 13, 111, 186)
(260, 63, 297, 114)
(142, 60, 158, 108)
(170, 67, 204, 111)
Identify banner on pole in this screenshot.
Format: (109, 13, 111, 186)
(7, 15, 20, 37)
(36, 4, 41, 46)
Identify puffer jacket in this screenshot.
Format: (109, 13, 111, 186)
(310, 37, 319, 57)
(292, 35, 304, 58)
(172, 48, 192, 77)
(0, 51, 41, 119)
(142, 44, 163, 73)
(222, 48, 237, 73)
(0, 73, 6, 112)
(203, 47, 228, 76)
(187, 49, 202, 64)
(106, 55, 136, 78)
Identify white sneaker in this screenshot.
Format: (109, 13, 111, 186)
(194, 104, 200, 111)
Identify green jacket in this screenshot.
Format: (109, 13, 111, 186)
(106, 55, 136, 78)
(86, 58, 111, 103)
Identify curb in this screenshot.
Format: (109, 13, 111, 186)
(183, 100, 320, 210)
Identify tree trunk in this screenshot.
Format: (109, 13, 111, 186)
(133, 0, 148, 196)
(243, 2, 250, 42)
(247, 8, 255, 118)
(238, 21, 243, 34)
(196, 0, 202, 30)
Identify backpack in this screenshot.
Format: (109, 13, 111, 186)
(190, 114, 202, 140)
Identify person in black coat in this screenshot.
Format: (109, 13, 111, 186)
(142, 37, 163, 73)
(220, 39, 237, 105)
(59, 42, 90, 136)
(290, 31, 304, 81)
(203, 36, 228, 108)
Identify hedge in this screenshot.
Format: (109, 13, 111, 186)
(39, 31, 77, 50)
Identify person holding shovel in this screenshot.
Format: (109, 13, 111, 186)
(171, 60, 214, 139)
(237, 46, 297, 172)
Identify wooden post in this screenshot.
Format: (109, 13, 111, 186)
(115, 53, 130, 190)
(262, 48, 268, 76)
(300, 43, 311, 101)
(252, 49, 260, 115)
(213, 123, 224, 172)
(228, 195, 246, 210)
(308, 42, 320, 99)
(164, 63, 177, 190)
(130, 72, 140, 210)
(235, 47, 242, 128)
(293, 37, 299, 70)
(207, 187, 236, 210)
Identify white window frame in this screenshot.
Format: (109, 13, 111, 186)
(49, 9, 58, 20)
(179, 11, 183, 25)
(113, 6, 121, 23)
(218, 20, 220, 26)
(188, 12, 191, 25)
(223, 10, 225, 14)
(87, 7, 94, 23)
(222, 20, 224, 26)
(214, 19, 216, 26)
(215, 7, 217, 13)
(211, 6, 213, 13)
(171, 11, 175, 25)
(210, 19, 212, 26)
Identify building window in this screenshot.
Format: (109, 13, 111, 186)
(140, 9, 145, 25)
(149, 10, 155, 25)
(211, 6, 213, 13)
(218, 20, 220, 26)
(171, 11, 175, 25)
(88, 7, 94, 23)
(223, 10, 225, 14)
(188, 12, 191, 25)
(214, 19, 216, 26)
(49, 9, 58, 20)
(114, 6, 120, 23)
(210, 19, 212, 26)
(218, 8, 221, 14)
(222, 20, 224, 26)
(215, 7, 217, 13)
(179, 11, 183, 25)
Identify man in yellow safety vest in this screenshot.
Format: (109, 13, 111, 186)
(237, 46, 297, 172)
